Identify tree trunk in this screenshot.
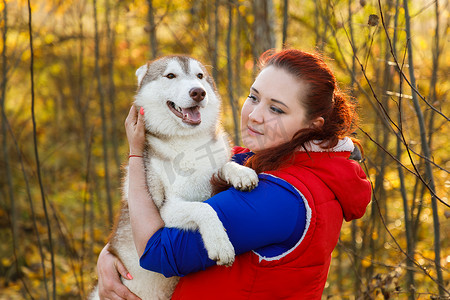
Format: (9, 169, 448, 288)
(282, 0, 288, 47)
(321, 0, 330, 51)
(391, 1, 415, 298)
(105, 0, 121, 173)
(396, 94, 416, 300)
(351, 220, 361, 296)
(235, 2, 242, 105)
(212, 0, 219, 82)
(314, 1, 320, 47)
(403, 0, 444, 296)
(252, 0, 275, 57)
(147, 0, 158, 58)
(0, 0, 18, 261)
(1, 0, 21, 286)
(426, 0, 441, 149)
(226, 0, 239, 145)
(347, 2, 362, 295)
(93, 0, 114, 227)
(74, 5, 98, 294)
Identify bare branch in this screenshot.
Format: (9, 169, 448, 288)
(27, 0, 56, 298)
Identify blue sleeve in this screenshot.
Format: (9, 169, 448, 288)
(139, 174, 306, 277)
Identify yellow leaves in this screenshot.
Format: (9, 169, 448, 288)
(420, 208, 432, 223)
(94, 228, 104, 240)
(244, 59, 254, 71)
(44, 33, 56, 45)
(422, 249, 436, 260)
(8, 0, 30, 10)
(21, 266, 42, 280)
(24, 245, 45, 267)
(54, 2, 72, 16)
(238, 4, 248, 16)
(418, 38, 429, 51)
(246, 14, 254, 25)
(372, 231, 379, 240)
(97, 167, 105, 178)
(49, 62, 62, 75)
(131, 46, 147, 62)
(1, 257, 12, 267)
(94, 244, 105, 255)
(116, 23, 127, 35)
(0, 279, 22, 298)
(361, 255, 372, 268)
(0, 207, 7, 219)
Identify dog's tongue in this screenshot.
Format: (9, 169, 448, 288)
(181, 106, 201, 125)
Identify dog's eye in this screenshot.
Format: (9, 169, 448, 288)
(165, 73, 176, 79)
(197, 73, 203, 79)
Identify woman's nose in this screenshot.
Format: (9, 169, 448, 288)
(248, 105, 264, 124)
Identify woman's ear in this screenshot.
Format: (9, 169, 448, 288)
(310, 117, 324, 129)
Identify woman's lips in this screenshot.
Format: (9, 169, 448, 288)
(247, 126, 263, 136)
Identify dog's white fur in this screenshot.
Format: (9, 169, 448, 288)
(90, 56, 257, 299)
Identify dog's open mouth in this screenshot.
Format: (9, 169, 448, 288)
(167, 101, 201, 125)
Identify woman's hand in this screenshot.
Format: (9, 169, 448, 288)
(96, 244, 141, 300)
(125, 105, 146, 156)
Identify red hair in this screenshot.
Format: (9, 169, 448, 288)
(245, 49, 359, 173)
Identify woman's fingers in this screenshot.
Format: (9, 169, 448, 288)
(102, 292, 126, 300)
(111, 285, 142, 300)
(97, 255, 141, 300)
(136, 107, 145, 133)
(99, 269, 139, 300)
(127, 105, 137, 122)
(125, 105, 146, 156)
(114, 258, 132, 280)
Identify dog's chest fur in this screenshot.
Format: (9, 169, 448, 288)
(145, 132, 230, 206)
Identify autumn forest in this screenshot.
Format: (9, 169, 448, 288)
(0, 0, 449, 299)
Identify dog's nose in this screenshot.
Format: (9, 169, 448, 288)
(189, 87, 206, 102)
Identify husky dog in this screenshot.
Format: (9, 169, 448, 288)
(89, 55, 258, 299)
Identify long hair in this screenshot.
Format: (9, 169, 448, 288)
(245, 49, 359, 174)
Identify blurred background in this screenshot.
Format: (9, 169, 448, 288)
(0, 0, 449, 299)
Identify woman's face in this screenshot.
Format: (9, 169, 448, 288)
(241, 66, 311, 152)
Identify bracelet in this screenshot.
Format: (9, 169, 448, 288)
(129, 154, 143, 158)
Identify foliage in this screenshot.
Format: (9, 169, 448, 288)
(0, 0, 448, 299)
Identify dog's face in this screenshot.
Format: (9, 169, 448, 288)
(134, 56, 220, 137)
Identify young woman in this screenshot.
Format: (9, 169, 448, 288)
(96, 49, 372, 299)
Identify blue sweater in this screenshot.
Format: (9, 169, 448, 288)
(139, 154, 307, 277)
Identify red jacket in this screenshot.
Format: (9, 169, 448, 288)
(172, 143, 371, 299)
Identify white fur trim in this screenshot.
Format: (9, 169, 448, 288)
(298, 137, 354, 153)
(253, 174, 312, 262)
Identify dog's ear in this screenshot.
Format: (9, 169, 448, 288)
(135, 64, 149, 87)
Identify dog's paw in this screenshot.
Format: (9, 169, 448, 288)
(220, 162, 259, 191)
(202, 227, 235, 266)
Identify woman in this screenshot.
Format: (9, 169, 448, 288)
(97, 49, 372, 299)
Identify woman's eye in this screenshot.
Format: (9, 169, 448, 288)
(165, 73, 176, 79)
(197, 73, 203, 79)
(270, 106, 284, 114)
(248, 95, 257, 102)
